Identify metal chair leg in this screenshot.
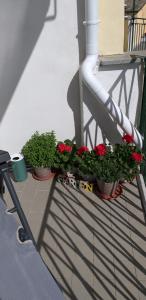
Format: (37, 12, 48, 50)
(2, 170, 36, 248)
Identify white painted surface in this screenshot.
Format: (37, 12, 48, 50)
(83, 62, 143, 148)
(82, 0, 143, 149)
(0, 0, 144, 153)
(0, 0, 80, 153)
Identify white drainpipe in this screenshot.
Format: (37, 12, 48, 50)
(80, 0, 143, 149)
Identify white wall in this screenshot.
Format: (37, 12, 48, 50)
(0, 0, 143, 154)
(0, 0, 81, 153)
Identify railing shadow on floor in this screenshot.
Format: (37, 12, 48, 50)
(37, 178, 146, 299)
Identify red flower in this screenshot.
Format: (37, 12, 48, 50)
(122, 134, 134, 144)
(94, 144, 106, 156)
(57, 143, 66, 153)
(77, 146, 89, 155)
(57, 143, 72, 153)
(65, 145, 72, 152)
(131, 152, 143, 163)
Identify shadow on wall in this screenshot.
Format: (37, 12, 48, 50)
(67, 0, 85, 146)
(104, 63, 143, 128)
(67, 72, 81, 146)
(76, 0, 85, 63)
(83, 85, 123, 147)
(68, 1, 143, 148)
(83, 63, 143, 148)
(70, 61, 143, 148)
(0, 0, 57, 123)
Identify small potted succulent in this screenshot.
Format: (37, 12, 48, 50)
(22, 131, 56, 180)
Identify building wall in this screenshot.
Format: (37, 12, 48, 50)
(99, 0, 124, 55)
(0, 0, 81, 153)
(136, 3, 146, 18)
(0, 0, 143, 154)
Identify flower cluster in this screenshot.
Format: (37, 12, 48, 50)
(77, 146, 89, 155)
(22, 130, 144, 184)
(52, 133, 144, 183)
(122, 134, 134, 144)
(73, 134, 144, 183)
(57, 143, 72, 153)
(94, 144, 107, 156)
(121, 134, 143, 164)
(91, 143, 121, 182)
(131, 152, 143, 163)
(53, 140, 76, 173)
(114, 134, 144, 181)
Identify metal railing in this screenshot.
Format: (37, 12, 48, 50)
(128, 17, 146, 51)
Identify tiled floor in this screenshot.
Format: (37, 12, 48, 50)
(4, 174, 146, 300)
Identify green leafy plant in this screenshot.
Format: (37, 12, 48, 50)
(72, 146, 93, 178)
(53, 140, 77, 172)
(22, 131, 56, 168)
(91, 144, 122, 183)
(114, 134, 144, 181)
(91, 135, 144, 183)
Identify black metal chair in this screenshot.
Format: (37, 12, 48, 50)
(0, 150, 64, 300)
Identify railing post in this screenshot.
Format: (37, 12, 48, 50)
(131, 0, 136, 50)
(139, 58, 146, 183)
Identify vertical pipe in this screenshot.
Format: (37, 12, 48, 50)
(85, 0, 99, 55)
(81, 0, 143, 148)
(79, 69, 84, 146)
(79, 0, 99, 144)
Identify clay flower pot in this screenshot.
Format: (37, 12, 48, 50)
(33, 167, 55, 181)
(97, 179, 118, 196)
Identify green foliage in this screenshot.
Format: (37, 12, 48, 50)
(72, 151, 93, 178)
(53, 140, 77, 172)
(114, 143, 143, 181)
(22, 131, 144, 183)
(64, 139, 75, 146)
(22, 131, 56, 168)
(91, 148, 122, 183)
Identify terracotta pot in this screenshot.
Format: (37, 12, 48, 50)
(33, 167, 54, 181)
(97, 179, 118, 196)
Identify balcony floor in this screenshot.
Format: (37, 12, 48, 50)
(4, 174, 146, 300)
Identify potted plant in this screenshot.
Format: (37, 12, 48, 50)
(22, 131, 56, 180)
(72, 145, 95, 181)
(91, 143, 122, 196)
(53, 139, 76, 175)
(114, 134, 144, 182)
(91, 136, 144, 197)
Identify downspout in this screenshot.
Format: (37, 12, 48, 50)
(80, 0, 143, 149)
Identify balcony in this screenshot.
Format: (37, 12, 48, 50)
(4, 174, 146, 300)
(128, 17, 146, 51)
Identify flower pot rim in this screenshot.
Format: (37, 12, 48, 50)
(32, 172, 55, 181)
